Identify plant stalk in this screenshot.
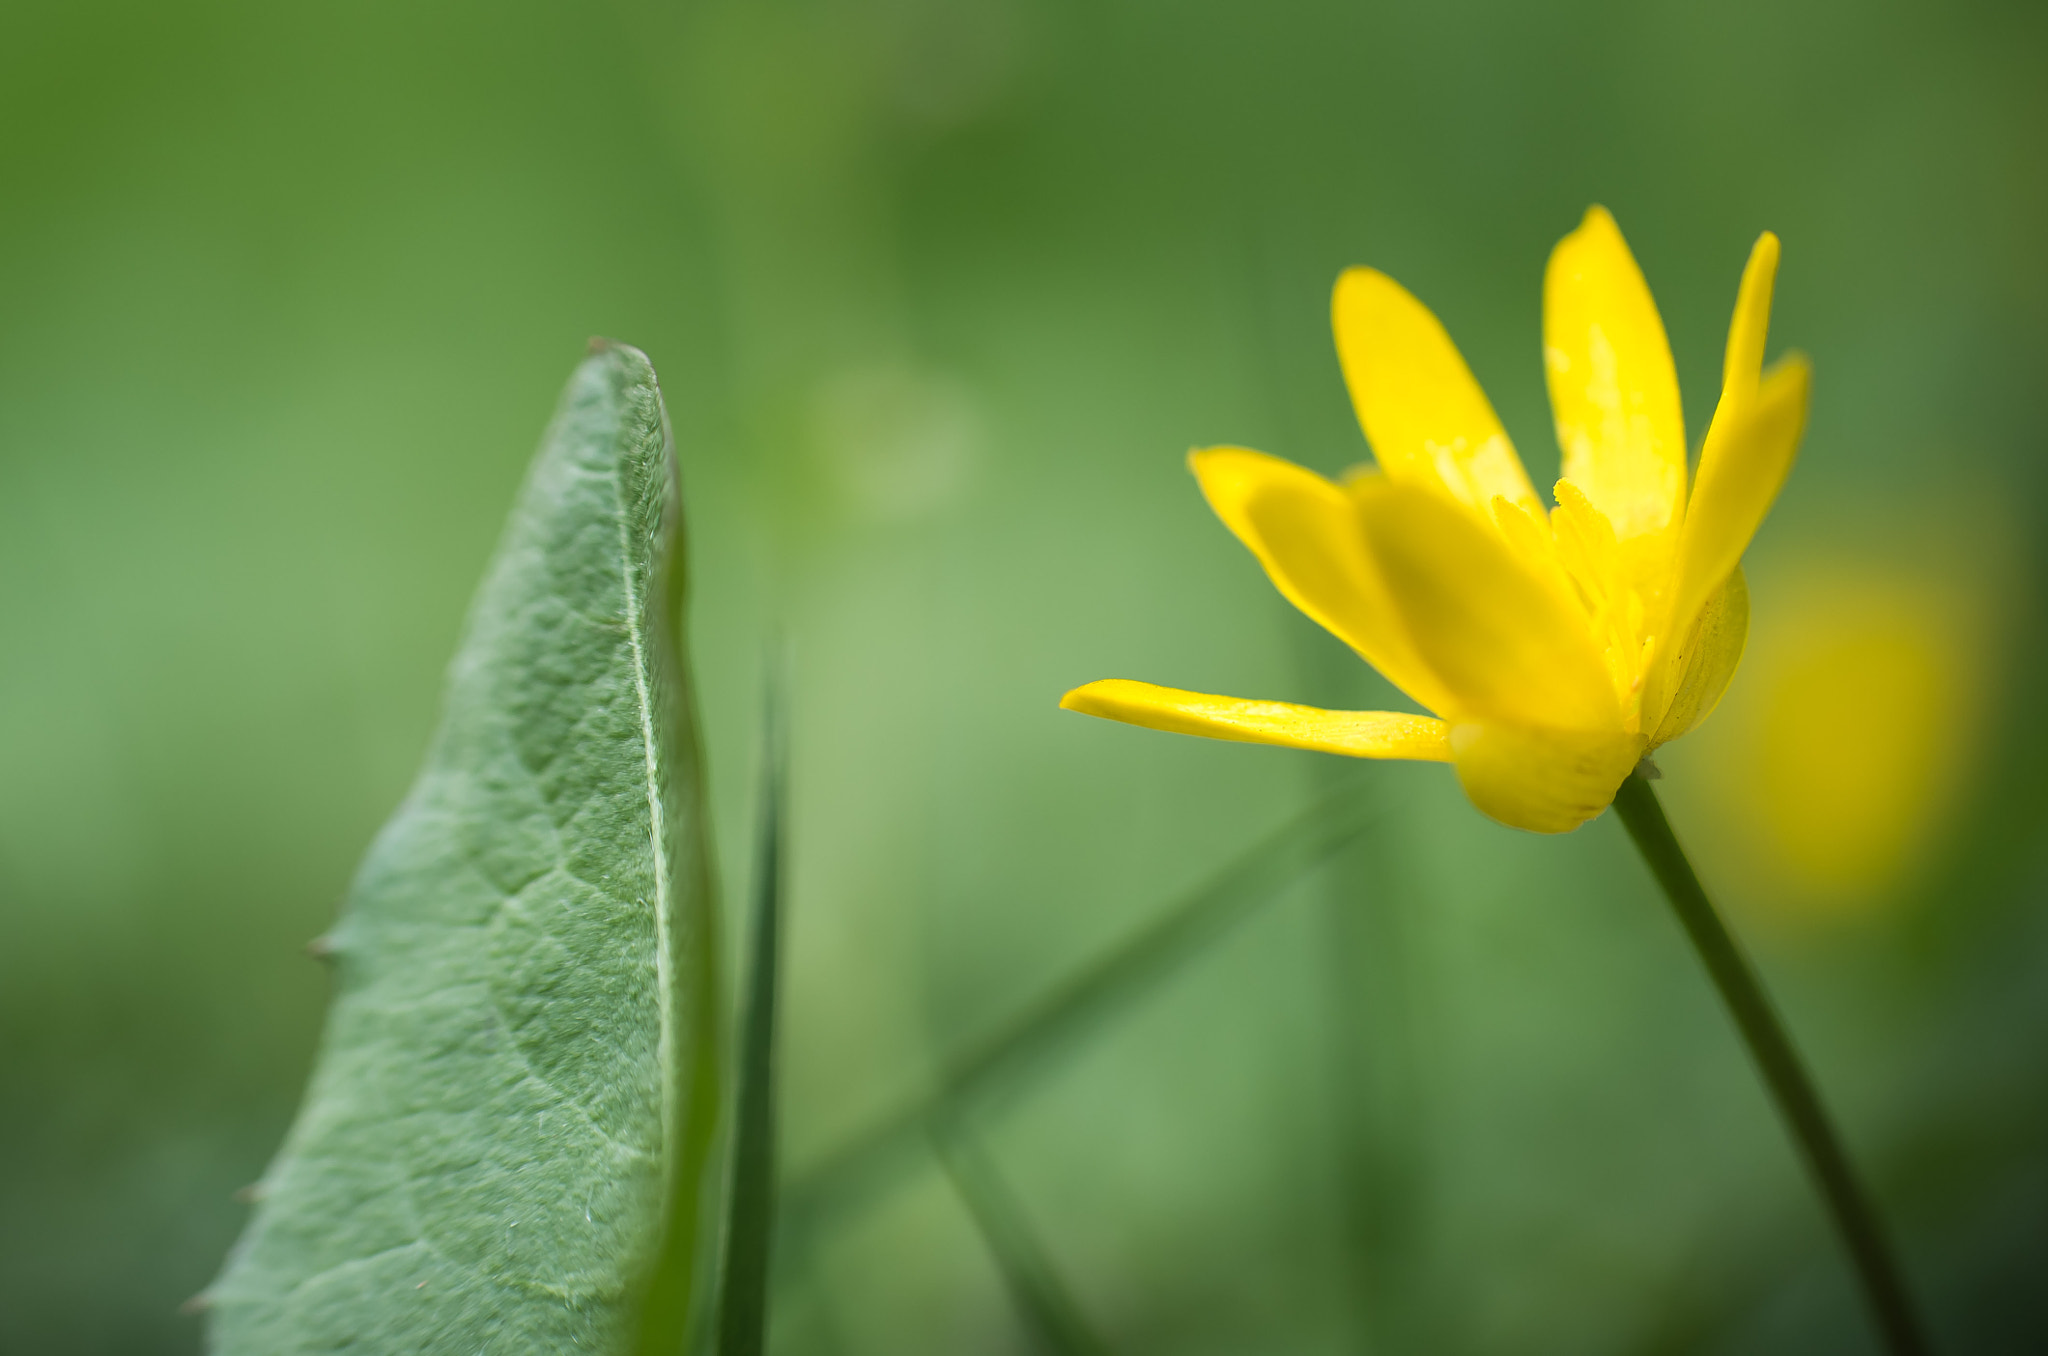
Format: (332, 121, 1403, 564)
(1610, 772, 1931, 1356)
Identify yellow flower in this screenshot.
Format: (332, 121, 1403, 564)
(1697, 555, 1991, 910)
(1062, 207, 1811, 833)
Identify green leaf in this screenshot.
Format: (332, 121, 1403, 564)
(713, 679, 789, 1356)
(207, 343, 722, 1355)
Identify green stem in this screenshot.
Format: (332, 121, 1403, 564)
(1610, 773, 1931, 1356)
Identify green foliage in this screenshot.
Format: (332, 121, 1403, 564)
(205, 345, 720, 1355)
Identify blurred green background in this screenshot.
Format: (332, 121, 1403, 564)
(3, 0, 2044, 1351)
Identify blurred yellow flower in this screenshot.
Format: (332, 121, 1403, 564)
(1063, 207, 1811, 833)
(1690, 558, 1992, 911)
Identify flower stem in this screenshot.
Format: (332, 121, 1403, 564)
(1610, 773, 1932, 1356)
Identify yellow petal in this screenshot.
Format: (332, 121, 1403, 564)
(1648, 567, 1749, 748)
(1550, 477, 1622, 610)
(1543, 206, 1687, 541)
(1719, 232, 1780, 410)
(1490, 494, 1592, 639)
(1448, 721, 1643, 834)
(1353, 479, 1619, 732)
(1642, 236, 1790, 724)
(1332, 268, 1542, 516)
(1491, 493, 1559, 571)
(1060, 680, 1452, 761)
(1670, 358, 1812, 643)
(1190, 447, 1455, 715)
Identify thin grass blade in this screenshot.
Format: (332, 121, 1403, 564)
(931, 1110, 1115, 1356)
(782, 779, 1382, 1230)
(715, 679, 789, 1356)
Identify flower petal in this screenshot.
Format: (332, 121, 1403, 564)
(1448, 721, 1643, 833)
(1190, 447, 1455, 715)
(1648, 567, 1749, 748)
(1670, 358, 1811, 645)
(1061, 680, 1453, 761)
(1543, 206, 1687, 542)
(1718, 232, 1780, 410)
(1638, 235, 1782, 735)
(1354, 478, 1619, 732)
(1332, 267, 1543, 516)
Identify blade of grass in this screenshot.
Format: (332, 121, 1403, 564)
(930, 1108, 1115, 1356)
(714, 677, 788, 1356)
(781, 779, 1384, 1233)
